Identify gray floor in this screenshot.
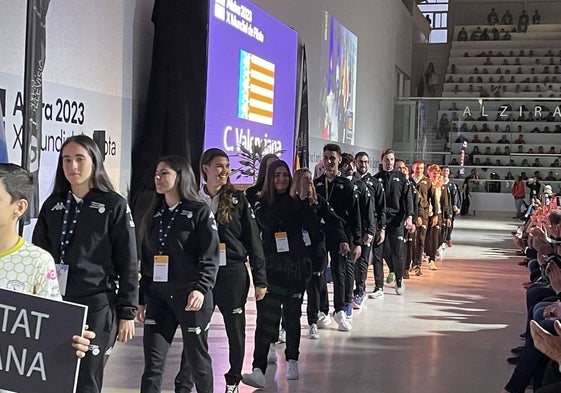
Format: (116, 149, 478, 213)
(102, 213, 528, 393)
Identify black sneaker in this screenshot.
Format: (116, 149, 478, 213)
(507, 356, 520, 365)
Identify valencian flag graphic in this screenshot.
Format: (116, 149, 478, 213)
(22, 0, 50, 221)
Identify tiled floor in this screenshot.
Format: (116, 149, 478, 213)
(102, 213, 528, 393)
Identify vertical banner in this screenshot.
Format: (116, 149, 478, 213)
(294, 43, 309, 170)
(22, 0, 50, 220)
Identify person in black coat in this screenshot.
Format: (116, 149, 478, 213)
(138, 155, 220, 393)
(33, 135, 138, 393)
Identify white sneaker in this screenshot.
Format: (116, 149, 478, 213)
(278, 328, 286, 343)
(225, 383, 239, 393)
(368, 288, 384, 299)
(286, 360, 299, 380)
(333, 310, 352, 331)
(308, 323, 319, 339)
(242, 368, 266, 388)
(395, 280, 405, 295)
(267, 343, 277, 364)
(317, 311, 332, 329)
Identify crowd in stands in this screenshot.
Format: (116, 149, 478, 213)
(457, 8, 542, 42)
(501, 184, 561, 392)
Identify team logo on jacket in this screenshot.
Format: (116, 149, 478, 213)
(181, 210, 193, 218)
(232, 197, 239, 205)
(51, 202, 65, 211)
(90, 202, 106, 213)
(393, 178, 400, 182)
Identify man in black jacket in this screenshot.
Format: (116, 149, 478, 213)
(314, 144, 361, 331)
(371, 149, 414, 296)
(352, 152, 386, 303)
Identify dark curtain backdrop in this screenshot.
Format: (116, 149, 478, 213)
(130, 0, 208, 210)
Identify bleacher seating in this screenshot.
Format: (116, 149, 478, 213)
(434, 23, 561, 194)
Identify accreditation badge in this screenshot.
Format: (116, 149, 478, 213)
(55, 263, 69, 296)
(219, 243, 227, 266)
(275, 231, 289, 253)
(153, 255, 169, 282)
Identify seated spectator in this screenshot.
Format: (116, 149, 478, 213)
(519, 50, 526, 57)
(544, 66, 550, 74)
(507, 160, 516, 167)
(551, 158, 560, 167)
(464, 52, 469, 57)
(531, 126, 541, 133)
(543, 126, 551, 133)
(483, 157, 493, 166)
(451, 112, 459, 121)
(446, 75, 453, 83)
(460, 123, 468, 132)
(492, 28, 500, 40)
(483, 136, 492, 144)
(530, 67, 536, 74)
(473, 67, 480, 74)
(544, 171, 557, 181)
(532, 158, 544, 167)
(484, 57, 493, 65)
(498, 76, 506, 83)
(528, 148, 535, 154)
(521, 158, 530, 166)
(516, 67, 523, 74)
(532, 10, 541, 24)
(537, 146, 545, 154)
(494, 147, 502, 155)
(548, 146, 556, 154)
(505, 171, 514, 180)
(482, 68, 489, 74)
(451, 64, 457, 74)
(471, 134, 482, 143)
(454, 134, 469, 143)
(450, 158, 459, 165)
(509, 76, 516, 83)
(484, 146, 492, 155)
(479, 86, 490, 97)
(518, 10, 529, 33)
(453, 85, 460, 93)
(515, 84, 522, 93)
(470, 27, 481, 41)
(449, 102, 459, 111)
(465, 113, 474, 121)
(502, 9, 513, 24)
(495, 159, 502, 166)
(480, 28, 490, 40)
(523, 85, 531, 92)
(494, 125, 501, 132)
(497, 134, 510, 143)
(504, 147, 511, 155)
(481, 123, 491, 132)
(555, 125, 561, 133)
(487, 8, 499, 25)
(545, 49, 554, 57)
(474, 157, 482, 165)
(457, 27, 468, 41)
(517, 145, 525, 153)
(514, 135, 526, 144)
(468, 76, 474, 83)
(476, 76, 483, 83)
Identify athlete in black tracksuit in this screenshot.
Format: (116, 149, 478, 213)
(183, 188, 266, 389)
(354, 172, 386, 298)
(305, 193, 348, 327)
(139, 198, 220, 393)
(314, 173, 361, 314)
(251, 191, 323, 374)
(33, 189, 138, 393)
(373, 163, 414, 292)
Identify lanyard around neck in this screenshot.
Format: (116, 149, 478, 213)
(59, 191, 83, 264)
(157, 200, 183, 254)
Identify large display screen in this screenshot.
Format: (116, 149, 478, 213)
(319, 11, 358, 145)
(205, 0, 299, 184)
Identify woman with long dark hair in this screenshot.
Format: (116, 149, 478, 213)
(138, 155, 219, 393)
(33, 135, 138, 393)
(242, 160, 322, 388)
(198, 148, 267, 392)
(244, 153, 279, 206)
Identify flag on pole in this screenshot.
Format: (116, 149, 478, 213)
(22, 0, 50, 220)
(294, 44, 309, 170)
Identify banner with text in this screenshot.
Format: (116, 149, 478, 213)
(0, 288, 87, 393)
